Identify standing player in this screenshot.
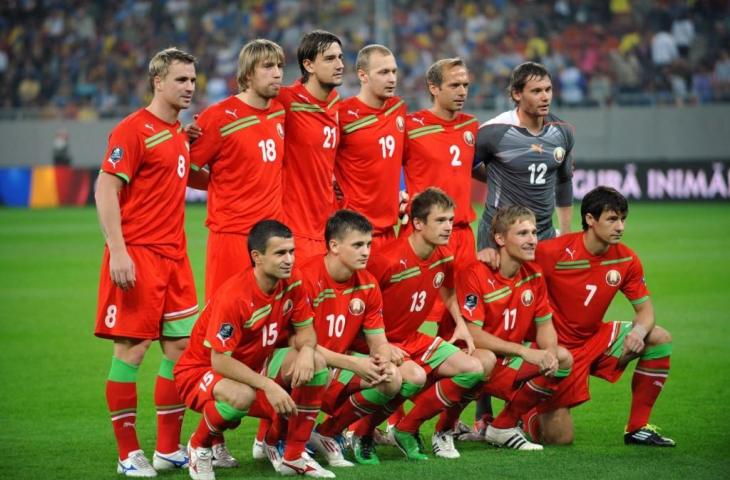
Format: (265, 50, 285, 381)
(94, 48, 203, 477)
(279, 30, 344, 260)
(470, 61, 575, 430)
(334, 44, 407, 252)
(344, 188, 483, 462)
(296, 210, 402, 467)
(174, 220, 333, 480)
(456, 206, 573, 451)
(191, 39, 286, 303)
(533, 186, 674, 447)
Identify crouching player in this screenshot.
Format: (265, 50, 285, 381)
(530, 186, 674, 446)
(174, 220, 331, 480)
(297, 210, 402, 467)
(454, 206, 572, 451)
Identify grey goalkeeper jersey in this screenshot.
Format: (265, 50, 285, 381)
(474, 109, 574, 249)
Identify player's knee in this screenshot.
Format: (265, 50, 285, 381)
(472, 349, 497, 379)
(160, 336, 189, 361)
(312, 350, 327, 371)
(557, 347, 573, 370)
(539, 410, 574, 445)
(228, 384, 256, 411)
(400, 362, 427, 388)
(380, 365, 402, 397)
(648, 326, 672, 346)
(463, 354, 484, 376)
(114, 338, 153, 365)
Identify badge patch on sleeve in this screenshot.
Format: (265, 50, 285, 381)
(107, 147, 123, 167)
(217, 323, 234, 344)
(464, 293, 478, 313)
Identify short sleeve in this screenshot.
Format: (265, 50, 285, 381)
(204, 294, 244, 356)
(101, 124, 143, 184)
(362, 284, 385, 335)
(622, 255, 651, 305)
(190, 107, 221, 169)
(533, 275, 553, 324)
(289, 279, 315, 329)
(456, 265, 486, 327)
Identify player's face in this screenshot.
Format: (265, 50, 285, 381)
(333, 230, 372, 271)
(306, 42, 344, 88)
(514, 75, 552, 117)
(249, 57, 284, 100)
(419, 206, 454, 246)
(431, 66, 469, 112)
(156, 61, 196, 111)
(258, 236, 295, 279)
(501, 218, 538, 262)
(588, 209, 626, 245)
(360, 53, 398, 101)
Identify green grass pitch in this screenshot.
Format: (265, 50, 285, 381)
(1, 203, 729, 479)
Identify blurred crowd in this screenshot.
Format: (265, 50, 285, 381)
(1, 0, 729, 119)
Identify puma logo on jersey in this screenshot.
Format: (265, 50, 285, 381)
(348, 109, 360, 118)
(399, 259, 408, 269)
(144, 123, 155, 132)
(297, 94, 309, 101)
(530, 143, 544, 154)
(123, 422, 135, 428)
(487, 279, 497, 290)
(412, 117, 425, 126)
(565, 248, 576, 260)
(225, 109, 238, 118)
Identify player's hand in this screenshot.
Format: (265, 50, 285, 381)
(389, 345, 407, 366)
(288, 346, 315, 388)
(263, 379, 298, 417)
(184, 115, 202, 142)
(354, 356, 386, 385)
(398, 190, 410, 225)
(522, 348, 557, 375)
(449, 322, 476, 355)
(477, 247, 500, 269)
(623, 326, 647, 355)
(109, 248, 136, 291)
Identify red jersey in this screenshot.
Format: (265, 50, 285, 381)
(279, 82, 340, 240)
(300, 256, 384, 353)
(334, 96, 406, 234)
(367, 235, 454, 344)
(191, 96, 286, 234)
(404, 110, 478, 225)
(457, 261, 552, 349)
(536, 232, 650, 349)
(176, 268, 313, 373)
(100, 108, 190, 260)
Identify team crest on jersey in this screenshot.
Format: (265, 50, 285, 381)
(433, 272, 445, 288)
(282, 299, 293, 315)
(107, 147, 123, 167)
(396, 115, 405, 132)
(553, 146, 566, 164)
(606, 269, 621, 287)
(276, 123, 285, 139)
(349, 298, 366, 316)
(463, 131, 475, 146)
(217, 323, 234, 345)
(521, 289, 534, 307)
(463, 294, 478, 314)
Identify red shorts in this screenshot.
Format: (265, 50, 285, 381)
(433, 224, 477, 334)
(95, 246, 198, 340)
(370, 228, 398, 255)
(537, 321, 630, 413)
(483, 357, 540, 401)
(294, 234, 327, 263)
(174, 365, 224, 412)
(395, 333, 460, 376)
(205, 231, 250, 302)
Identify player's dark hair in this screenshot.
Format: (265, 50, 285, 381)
(491, 205, 536, 245)
(298, 30, 342, 83)
(325, 209, 372, 247)
(411, 187, 454, 224)
(508, 61, 551, 105)
(426, 57, 467, 101)
(148, 47, 196, 92)
(248, 220, 293, 262)
(581, 186, 629, 231)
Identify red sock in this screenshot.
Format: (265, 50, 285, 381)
(397, 378, 470, 434)
(107, 380, 139, 459)
(283, 369, 327, 461)
(352, 394, 405, 436)
(191, 401, 229, 448)
(154, 373, 185, 453)
(627, 356, 670, 432)
(318, 387, 391, 437)
(492, 375, 562, 429)
(521, 407, 540, 440)
(435, 383, 483, 433)
(248, 390, 280, 443)
(387, 405, 405, 427)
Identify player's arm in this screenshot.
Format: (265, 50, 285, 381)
(472, 162, 487, 183)
(289, 321, 317, 387)
(534, 319, 559, 375)
(441, 287, 475, 354)
(211, 349, 297, 416)
(316, 343, 386, 385)
(624, 298, 655, 355)
(466, 321, 554, 371)
(95, 172, 135, 290)
(555, 148, 574, 235)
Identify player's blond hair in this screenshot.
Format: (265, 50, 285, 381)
(355, 44, 394, 73)
(236, 39, 285, 92)
(426, 57, 467, 100)
(148, 47, 196, 92)
(491, 205, 536, 245)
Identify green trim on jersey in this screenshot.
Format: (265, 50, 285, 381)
(312, 288, 337, 307)
(145, 129, 173, 149)
(215, 401, 248, 421)
(452, 371, 483, 388)
(534, 313, 552, 324)
(112, 172, 131, 184)
(484, 286, 511, 304)
(343, 284, 376, 295)
(162, 314, 196, 337)
(389, 266, 421, 283)
(292, 317, 314, 328)
(630, 295, 650, 306)
(384, 100, 405, 116)
(290, 102, 326, 113)
(267, 109, 285, 120)
(556, 260, 590, 270)
(343, 115, 378, 134)
(516, 272, 542, 287)
(275, 280, 302, 300)
(454, 117, 479, 130)
(266, 347, 291, 379)
(399, 381, 422, 398)
(600, 256, 633, 266)
(190, 163, 201, 171)
(408, 125, 444, 140)
(327, 94, 341, 109)
(641, 343, 672, 360)
(429, 256, 454, 269)
(363, 327, 385, 335)
(108, 356, 139, 383)
(220, 115, 260, 137)
(468, 319, 485, 327)
(244, 304, 272, 328)
(157, 357, 176, 381)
